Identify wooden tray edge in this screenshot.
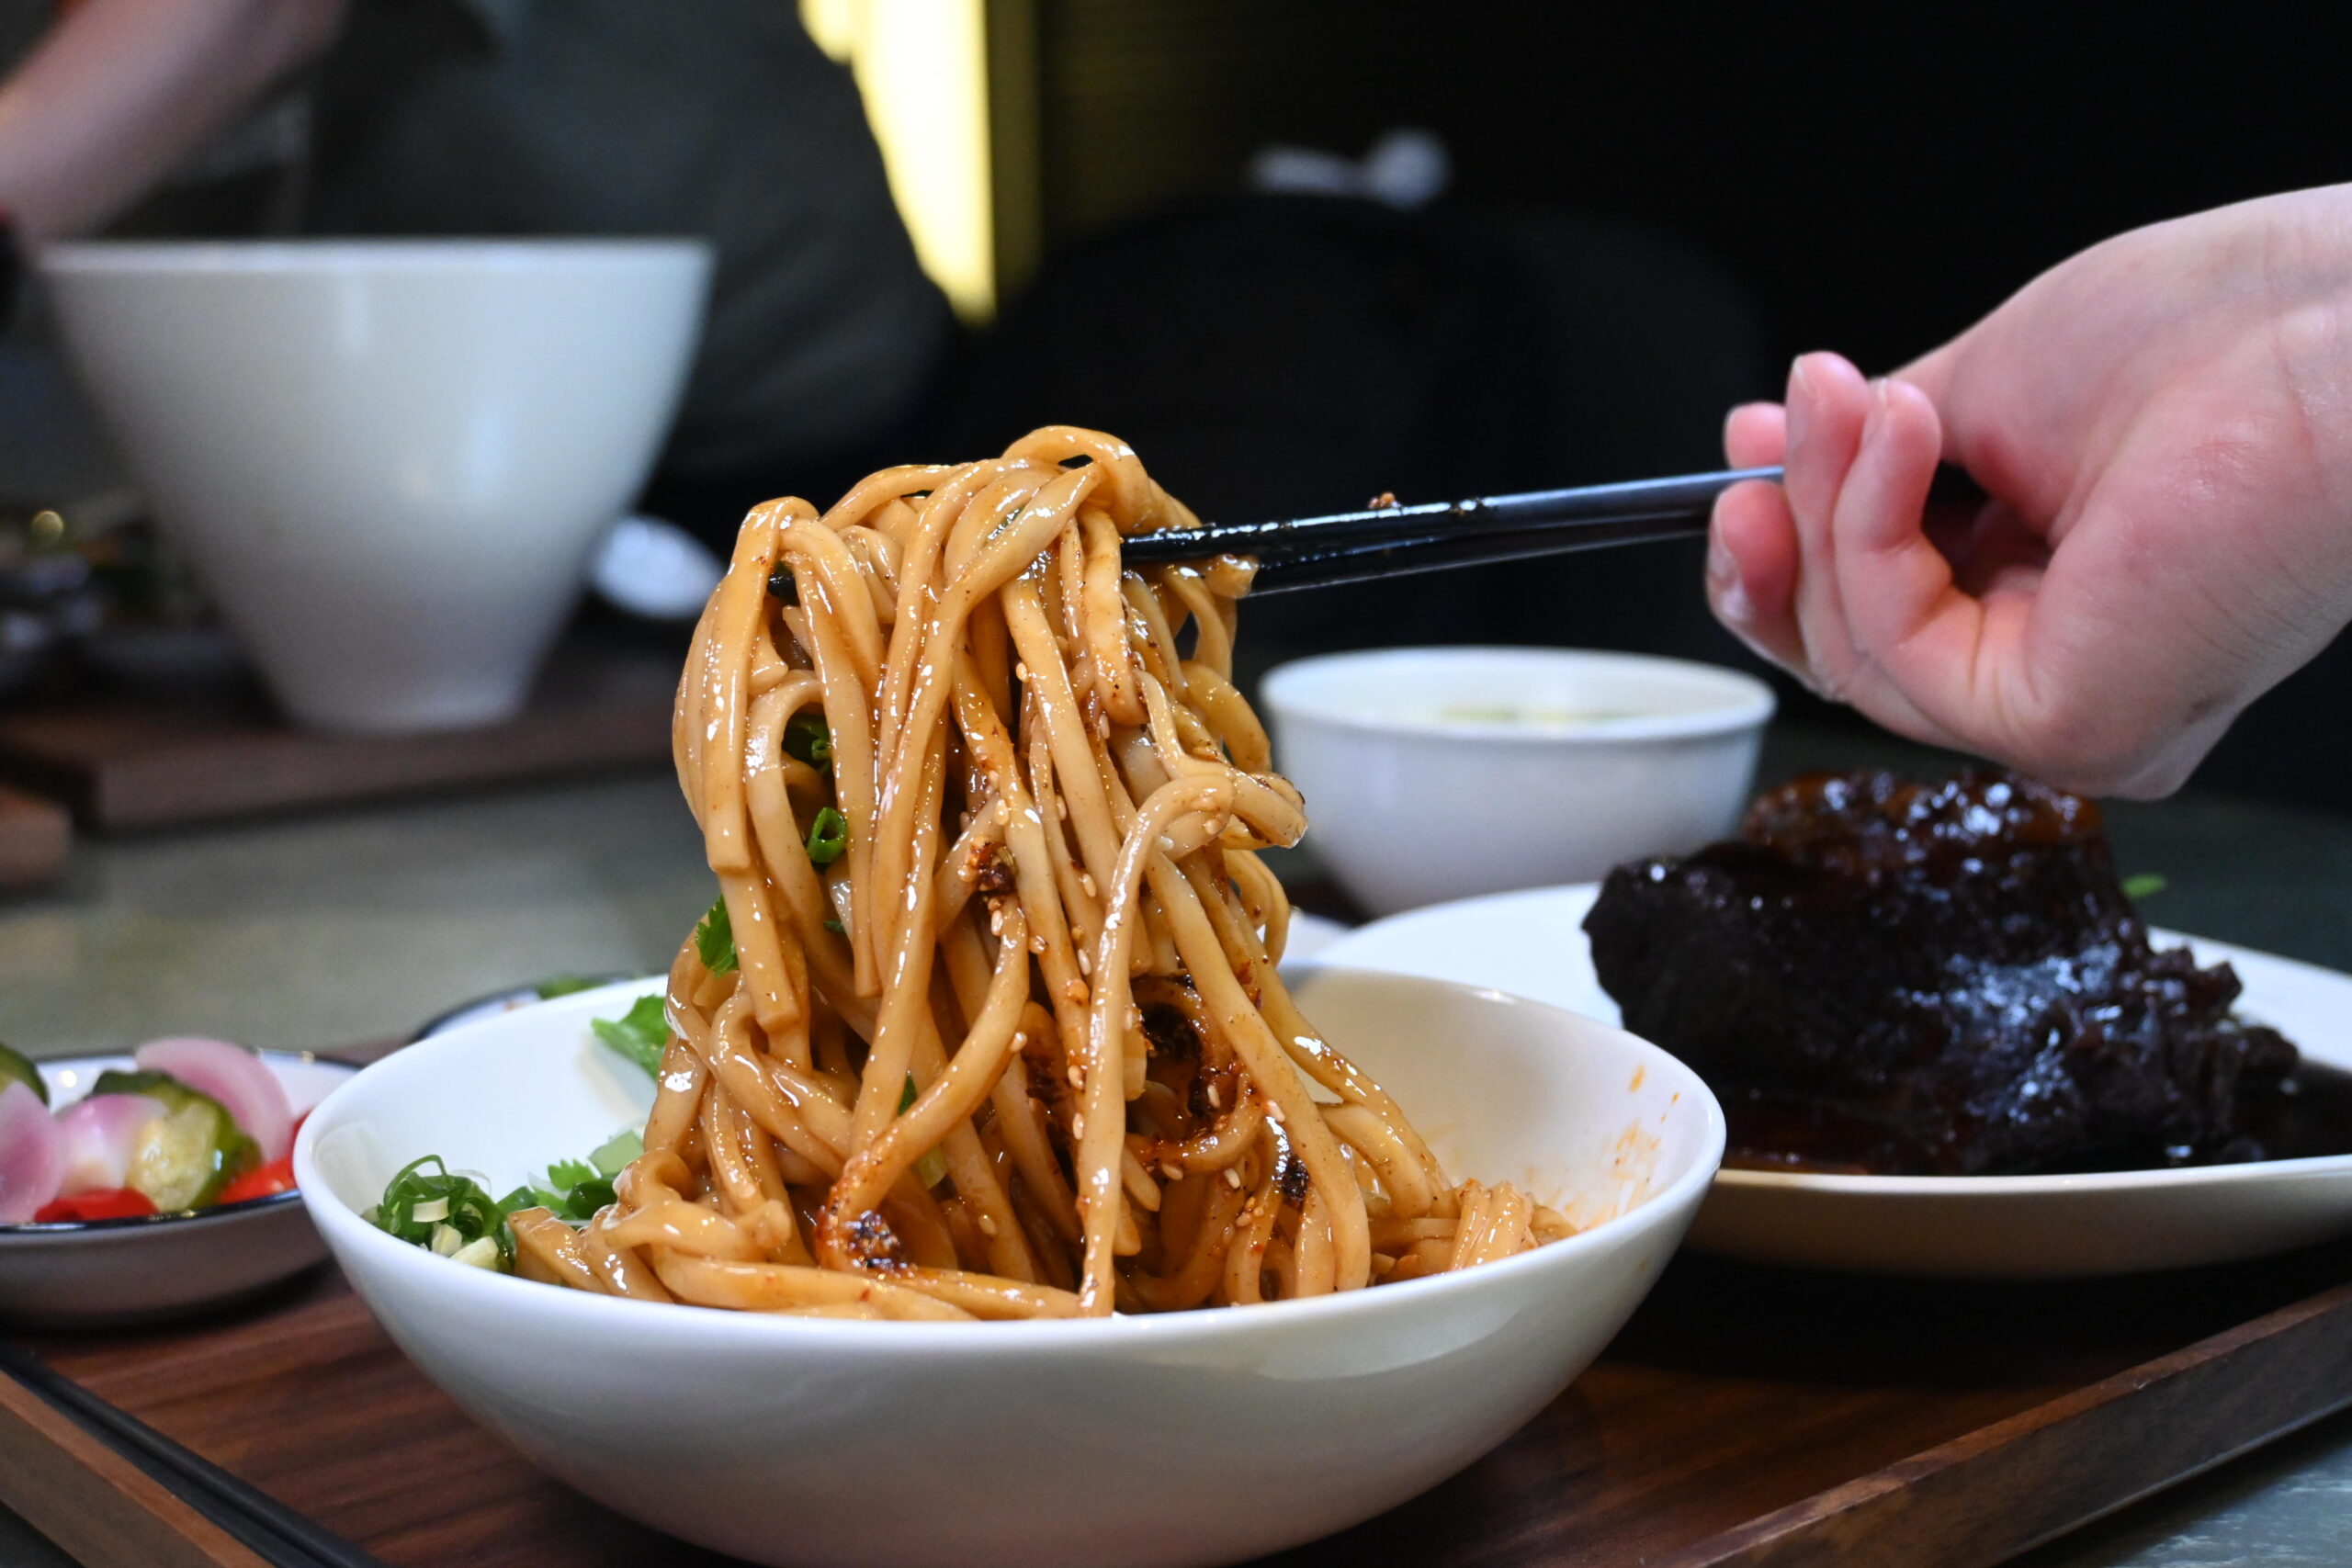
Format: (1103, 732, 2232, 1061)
(1677, 1271, 2352, 1568)
(0, 1368, 269, 1568)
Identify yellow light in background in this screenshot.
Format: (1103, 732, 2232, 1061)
(801, 0, 996, 321)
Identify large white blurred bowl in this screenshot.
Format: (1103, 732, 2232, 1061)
(1261, 647, 1773, 914)
(41, 239, 710, 732)
(295, 969, 1723, 1568)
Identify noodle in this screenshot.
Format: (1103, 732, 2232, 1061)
(531, 428, 1568, 1317)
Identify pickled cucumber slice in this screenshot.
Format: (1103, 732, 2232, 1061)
(0, 1042, 45, 1106)
(96, 1069, 257, 1211)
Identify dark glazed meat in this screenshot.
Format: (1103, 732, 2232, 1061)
(1583, 771, 2298, 1175)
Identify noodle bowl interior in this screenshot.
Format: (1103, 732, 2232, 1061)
(507, 428, 1569, 1319)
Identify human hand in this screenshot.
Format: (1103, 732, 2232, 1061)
(1707, 186, 2352, 796)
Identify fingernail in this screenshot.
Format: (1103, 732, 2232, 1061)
(1708, 535, 1752, 624)
(1718, 576, 1754, 626)
(1860, 377, 1890, 436)
(1785, 357, 1813, 449)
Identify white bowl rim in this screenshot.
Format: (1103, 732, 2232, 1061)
(1715, 1152, 2352, 1197)
(1259, 645, 1776, 744)
(295, 970, 1727, 1346)
(40, 237, 713, 275)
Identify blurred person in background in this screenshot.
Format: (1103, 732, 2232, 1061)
(947, 130, 1772, 680)
(0, 0, 949, 540)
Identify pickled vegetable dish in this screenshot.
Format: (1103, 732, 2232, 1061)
(0, 1037, 302, 1224)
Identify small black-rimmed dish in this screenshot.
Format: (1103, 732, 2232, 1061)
(411, 975, 632, 1043)
(0, 1051, 357, 1325)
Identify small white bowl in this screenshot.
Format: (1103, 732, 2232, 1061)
(0, 1052, 356, 1325)
(296, 970, 1723, 1568)
(1261, 647, 1774, 914)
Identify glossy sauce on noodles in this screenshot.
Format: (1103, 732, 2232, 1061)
(505, 429, 1569, 1319)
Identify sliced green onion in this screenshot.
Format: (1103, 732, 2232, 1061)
(784, 713, 832, 770)
(2121, 873, 2167, 901)
(589, 1129, 643, 1178)
(449, 1235, 504, 1270)
(805, 807, 849, 866)
(369, 1156, 514, 1265)
(896, 1073, 949, 1187)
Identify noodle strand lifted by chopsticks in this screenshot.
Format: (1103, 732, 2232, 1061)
(520, 429, 1569, 1318)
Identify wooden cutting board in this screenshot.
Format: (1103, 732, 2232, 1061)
(19, 1243, 2352, 1568)
(0, 784, 68, 890)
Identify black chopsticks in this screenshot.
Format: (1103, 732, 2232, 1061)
(0, 1343, 389, 1568)
(1122, 466, 1781, 593)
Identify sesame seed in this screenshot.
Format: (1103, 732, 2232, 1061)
(1224, 1168, 1243, 1190)
(978, 1213, 1000, 1237)
(1076, 948, 1092, 975)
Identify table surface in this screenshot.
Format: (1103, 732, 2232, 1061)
(5, 721, 2351, 1568)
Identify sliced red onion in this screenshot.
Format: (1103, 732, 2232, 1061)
(56, 1092, 166, 1196)
(133, 1037, 293, 1162)
(0, 1081, 65, 1223)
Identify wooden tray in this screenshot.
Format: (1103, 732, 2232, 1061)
(0, 783, 67, 890)
(0, 638, 678, 832)
(16, 1242, 2352, 1568)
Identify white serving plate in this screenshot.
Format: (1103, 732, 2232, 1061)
(0, 1052, 357, 1325)
(1317, 884, 2352, 1278)
(296, 970, 1723, 1568)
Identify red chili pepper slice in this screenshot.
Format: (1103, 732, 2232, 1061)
(215, 1111, 307, 1206)
(34, 1188, 159, 1224)
(216, 1159, 296, 1205)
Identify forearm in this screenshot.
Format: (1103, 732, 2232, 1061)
(0, 0, 347, 245)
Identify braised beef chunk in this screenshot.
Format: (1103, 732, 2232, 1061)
(1582, 770, 2298, 1175)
